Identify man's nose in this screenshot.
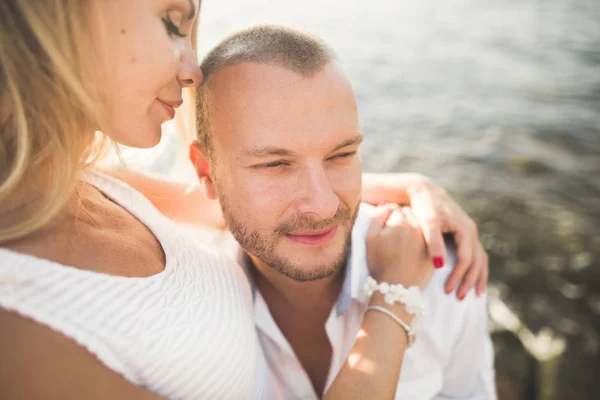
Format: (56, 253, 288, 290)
(295, 166, 339, 220)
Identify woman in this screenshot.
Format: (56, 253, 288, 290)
(0, 1, 486, 398)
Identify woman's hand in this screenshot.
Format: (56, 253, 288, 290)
(366, 205, 434, 291)
(362, 172, 488, 300)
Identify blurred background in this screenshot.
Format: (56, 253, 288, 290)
(122, 0, 600, 398)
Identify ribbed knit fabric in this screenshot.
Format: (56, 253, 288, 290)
(0, 170, 257, 400)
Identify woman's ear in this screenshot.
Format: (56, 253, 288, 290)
(189, 140, 217, 200)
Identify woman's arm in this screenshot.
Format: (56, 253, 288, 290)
(325, 205, 434, 399)
(324, 295, 413, 399)
(104, 169, 225, 229)
(0, 310, 164, 400)
(106, 168, 487, 298)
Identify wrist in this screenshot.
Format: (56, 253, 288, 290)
(405, 173, 434, 199)
(370, 269, 419, 288)
(363, 276, 427, 319)
(368, 292, 415, 324)
(362, 172, 421, 206)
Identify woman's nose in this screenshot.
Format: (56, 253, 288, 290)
(178, 49, 203, 87)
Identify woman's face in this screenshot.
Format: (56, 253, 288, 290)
(90, 0, 202, 148)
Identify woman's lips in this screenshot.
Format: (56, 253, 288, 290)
(286, 226, 338, 245)
(158, 99, 176, 119)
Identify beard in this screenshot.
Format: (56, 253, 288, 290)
(217, 188, 360, 283)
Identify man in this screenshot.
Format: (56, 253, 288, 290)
(190, 25, 496, 399)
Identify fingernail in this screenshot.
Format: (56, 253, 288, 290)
(458, 293, 465, 301)
(433, 256, 445, 269)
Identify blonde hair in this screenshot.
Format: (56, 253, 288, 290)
(0, 0, 107, 243)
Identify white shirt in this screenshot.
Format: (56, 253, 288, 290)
(0, 171, 258, 400)
(242, 203, 497, 399)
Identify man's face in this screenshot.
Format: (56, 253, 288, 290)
(199, 61, 362, 282)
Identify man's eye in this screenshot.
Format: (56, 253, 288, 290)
(330, 151, 357, 160)
(163, 16, 186, 37)
(263, 161, 288, 168)
(251, 161, 289, 169)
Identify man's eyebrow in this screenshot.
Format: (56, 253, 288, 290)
(237, 147, 295, 160)
(187, 0, 197, 20)
(331, 134, 364, 152)
(237, 134, 363, 161)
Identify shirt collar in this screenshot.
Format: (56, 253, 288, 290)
(236, 245, 259, 300)
(335, 203, 375, 316)
(334, 247, 355, 317)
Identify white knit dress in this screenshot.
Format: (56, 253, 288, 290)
(0, 171, 257, 399)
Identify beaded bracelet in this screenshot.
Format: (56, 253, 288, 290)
(363, 277, 427, 318)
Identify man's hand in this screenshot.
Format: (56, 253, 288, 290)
(362, 172, 488, 300)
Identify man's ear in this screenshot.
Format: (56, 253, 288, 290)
(189, 140, 217, 200)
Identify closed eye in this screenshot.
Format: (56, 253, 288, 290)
(329, 151, 357, 160)
(163, 15, 187, 37)
(253, 160, 290, 169)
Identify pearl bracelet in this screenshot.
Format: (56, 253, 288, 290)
(363, 277, 427, 318)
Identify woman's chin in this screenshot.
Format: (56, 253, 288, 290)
(107, 126, 163, 149)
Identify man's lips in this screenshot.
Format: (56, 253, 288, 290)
(286, 226, 338, 245)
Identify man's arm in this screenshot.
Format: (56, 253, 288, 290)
(438, 294, 497, 399)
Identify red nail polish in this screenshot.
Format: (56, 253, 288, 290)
(433, 257, 444, 269)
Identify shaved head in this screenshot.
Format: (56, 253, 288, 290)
(196, 24, 338, 159)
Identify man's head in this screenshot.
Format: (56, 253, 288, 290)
(190, 25, 363, 282)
